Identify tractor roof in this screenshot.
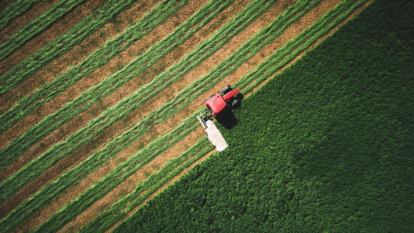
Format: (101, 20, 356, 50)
(205, 94, 226, 114)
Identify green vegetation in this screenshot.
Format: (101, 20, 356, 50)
(0, 0, 42, 31)
(0, 0, 88, 61)
(0, 112, 199, 232)
(79, 138, 213, 233)
(0, 0, 167, 126)
(35, 127, 213, 233)
(0, 0, 146, 96)
(0, 0, 273, 205)
(113, 0, 414, 231)
(7, 0, 360, 228)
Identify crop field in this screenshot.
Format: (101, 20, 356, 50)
(0, 0, 377, 232)
(110, 0, 414, 232)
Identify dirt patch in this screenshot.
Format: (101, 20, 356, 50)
(0, 0, 60, 44)
(0, 0, 158, 115)
(0, 0, 107, 77)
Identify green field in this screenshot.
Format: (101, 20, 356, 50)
(112, 0, 414, 231)
(1, 0, 408, 232)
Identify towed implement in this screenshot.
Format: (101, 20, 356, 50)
(197, 85, 241, 151)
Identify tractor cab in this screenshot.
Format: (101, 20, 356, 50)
(204, 86, 240, 116)
(204, 94, 227, 115)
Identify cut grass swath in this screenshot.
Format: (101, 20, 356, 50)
(82, 137, 213, 233)
(0, 0, 41, 31)
(0, 0, 88, 61)
(0, 0, 191, 165)
(0, 0, 271, 205)
(0, 112, 199, 233)
(0, 0, 142, 96)
(32, 121, 205, 233)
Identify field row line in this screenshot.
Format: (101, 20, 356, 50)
(0, 0, 88, 61)
(0, 0, 269, 205)
(0, 0, 278, 230)
(105, 0, 371, 230)
(0, 0, 41, 31)
(7, 0, 320, 231)
(0, 0, 191, 166)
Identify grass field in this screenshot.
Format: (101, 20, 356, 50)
(111, 0, 414, 231)
(0, 0, 388, 232)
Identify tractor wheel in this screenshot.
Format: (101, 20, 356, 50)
(221, 85, 232, 95)
(231, 99, 239, 108)
(204, 94, 215, 103)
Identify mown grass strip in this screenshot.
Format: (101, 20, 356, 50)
(0, 0, 234, 225)
(236, 0, 369, 93)
(33, 121, 208, 233)
(0, 0, 232, 168)
(0, 112, 199, 233)
(0, 0, 41, 31)
(0, 0, 191, 165)
(0, 0, 265, 204)
(82, 137, 213, 233)
(0, 0, 142, 96)
(0, 0, 88, 61)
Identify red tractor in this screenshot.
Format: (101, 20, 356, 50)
(197, 85, 240, 128)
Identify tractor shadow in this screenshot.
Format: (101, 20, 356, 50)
(215, 93, 244, 130)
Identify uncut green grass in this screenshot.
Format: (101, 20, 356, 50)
(113, 0, 414, 232)
(0, 0, 41, 31)
(0, 0, 272, 205)
(0, 0, 88, 61)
